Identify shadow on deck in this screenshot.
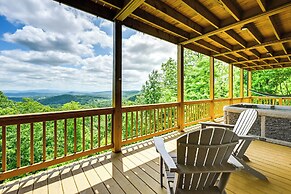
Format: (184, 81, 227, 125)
(1, 125, 291, 194)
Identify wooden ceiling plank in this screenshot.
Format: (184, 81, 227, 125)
(233, 52, 291, 65)
(219, 0, 241, 21)
(98, 0, 190, 39)
(268, 16, 281, 40)
(214, 34, 291, 57)
(256, 0, 267, 12)
(181, 2, 291, 45)
(245, 23, 263, 44)
(133, 9, 190, 39)
(209, 35, 233, 51)
(183, 0, 220, 28)
(244, 61, 291, 69)
(224, 54, 239, 62)
(225, 30, 246, 48)
(114, 0, 145, 21)
(195, 40, 221, 53)
(249, 49, 261, 58)
(237, 52, 249, 60)
(145, 0, 203, 35)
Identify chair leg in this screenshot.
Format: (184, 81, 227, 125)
(242, 155, 250, 162)
(160, 156, 164, 187)
(217, 172, 231, 193)
(239, 159, 268, 181)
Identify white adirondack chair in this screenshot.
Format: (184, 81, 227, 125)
(201, 109, 268, 181)
(154, 127, 242, 194)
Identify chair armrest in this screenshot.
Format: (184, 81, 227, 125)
(238, 135, 260, 140)
(228, 155, 244, 170)
(200, 122, 235, 129)
(153, 137, 177, 172)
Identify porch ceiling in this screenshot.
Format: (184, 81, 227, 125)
(56, 0, 291, 71)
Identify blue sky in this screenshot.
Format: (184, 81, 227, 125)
(0, 0, 176, 92)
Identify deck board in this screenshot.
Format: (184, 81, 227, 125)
(1, 128, 291, 194)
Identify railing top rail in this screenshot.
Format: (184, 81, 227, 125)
(184, 99, 211, 105)
(0, 107, 114, 125)
(122, 102, 179, 112)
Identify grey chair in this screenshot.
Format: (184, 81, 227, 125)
(154, 127, 243, 194)
(201, 109, 268, 181)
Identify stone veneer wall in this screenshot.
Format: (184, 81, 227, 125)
(227, 112, 291, 142)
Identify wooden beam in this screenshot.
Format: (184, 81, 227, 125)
(256, 0, 267, 12)
(245, 23, 263, 44)
(214, 34, 291, 57)
(237, 52, 249, 60)
(247, 71, 252, 97)
(265, 46, 279, 63)
(183, 0, 220, 28)
(177, 45, 184, 132)
(145, 0, 203, 35)
(268, 16, 281, 40)
(225, 30, 247, 48)
(229, 64, 233, 99)
(210, 57, 215, 120)
(181, 2, 291, 45)
(220, 0, 241, 21)
(233, 51, 291, 65)
(56, 0, 116, 21)
(240, 69, 244, 98)
(112, 21, 122, 153)
(249, 49, 261, 58)
(194, 40, 221, 53)
(114, 0, 144, 21)
(242, 61, 291, 69)
(209, 35, 233, 51)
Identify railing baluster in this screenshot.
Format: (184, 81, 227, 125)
(125, 112, 128, 140)
(17, 124, 21, 168)
(82, 117, 85, 151)
(149, 110, 152, 134)
(169, 108, 172, 128)
(131, 112, 134, 138)
(98, 115, 101, 148)
(135, 111, 138, 137)
(30, 123, 34, 165)
(163, 108, 166, 130)
(2, 126, 6, 172)
(145, 110, 148, 135)
(74, 118, 77, 153)
(154, 109, 156, 133)
(90, 116, 93, 149)
(54, 120, 57, 159)
(43, 121, 46, 161)
(64, 119, 67, 156)
(105, 114, 108, 145)
(140, 111, 143, 136)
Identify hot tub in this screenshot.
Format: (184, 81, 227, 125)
(224, 103, 291, 146)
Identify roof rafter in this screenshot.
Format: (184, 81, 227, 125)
(256, 0, 267, 12)
(214, 34, 291, 57)
(209, 35, 233, 51)
(181, 2, 291, 45)
(225, 30, 246, 48)
(233, 51, 291, 65)
(250, 49, 261, 58)
(219, 0, 241, 21)
(183, 0, 220, 28)
(145, 0, 203, 35)
(243, 61, 291, 69)
(245, 23, 263, 44)
(114, 0, 145, 21)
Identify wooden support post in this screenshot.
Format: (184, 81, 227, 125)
(247, 70, 252, 103)
(113, 21, 122, 153)
(177, 44, 184, 132)
(240, 68, 244, 101)
(210, 56, 215, 120)
(229, 64, 233, 105)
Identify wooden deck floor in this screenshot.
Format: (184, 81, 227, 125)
(1, 127, 291, 194)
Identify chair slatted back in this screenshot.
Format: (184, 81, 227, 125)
(233, 109, 258, 136)
(176, 128, 239, 192)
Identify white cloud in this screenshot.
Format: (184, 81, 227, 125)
(0, 0, 176, 92)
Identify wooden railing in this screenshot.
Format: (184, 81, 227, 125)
(184, 100, 211, 127)
(0, 108, 114, 180)
(2, 96, 288, 180)
(121, 103, 179, 145)
(251, 96, 291, 106)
